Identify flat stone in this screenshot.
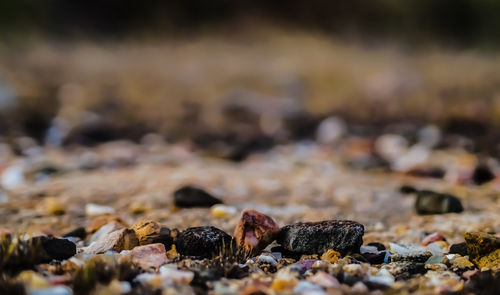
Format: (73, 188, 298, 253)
(175, 226, 234, 258)
(85, 228, 139, 254)
(233, 209, 280, 255)
(277, 220, 364, 255)
(132, 220, 173, 248)
(415, 190, 463, 215)
(128, 243, 168, 269)
(173, 185, 223, 208)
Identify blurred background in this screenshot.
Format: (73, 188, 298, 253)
(2, 0, 500, 158)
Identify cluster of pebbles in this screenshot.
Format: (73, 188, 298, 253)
(0, 128, 500, 294)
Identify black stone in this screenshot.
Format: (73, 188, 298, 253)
(390, 251, 432, 263)
(175, 226, 234, 258)
(32, 236, 76, 261)
(362, 251, 386, 264)
(449, 242, 468, 256)
(399, 185, 417, 194)
(472, 165, 495, 185)
(277, 220, 364, 255)
(62, 227, 87, 239)
(415, 190, 463, 215)
(173, 186, 223, 208)
(367, 242, 386, 251)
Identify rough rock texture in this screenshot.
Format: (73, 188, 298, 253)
(234, 209, 280, 255)
(127, 243, 168, 269)
(173, 185, 223, 208)
(85, 228, 139, 254)
(277, 220, 364, 255)
(415, 190, 463, 215)
(175, 226, 234, 258)
(465, 231, 500, 270)
(132, 220, 173, 248)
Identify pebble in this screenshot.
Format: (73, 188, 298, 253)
(415, 190, 463, 215)
(449, 242, 468, 256)
(29, 286, 73, 295)
(62, 227, 87, 240)
(89, 221, 123, 244)
(85, 203, 115, 217)
(85, 228, 139, 254)
(315, 116, 346, 144)
(472, 164, 495, 185)
(307, 271, 340, 288)
(367, 268, 395, 286)
(449, 255, 475, 273)
(16, 270, 49, 289)
(173, 185, 223, 208)
(175, 226, 233, 258)
(256, 254, 278, 265)
(87, 215, 126, 233)
(421, 232, 445, 246)
(277, 219, 364, 255)
(127, 243, 168, 269)
(31, 236, 76, 261)
(320, 249, 340, 263)
(44, 197, 65, 216)
(233, 209, 280, 255)
(132, 219, 173, 248)
(210, 204, 237, 218)
(293, 281, 324, 294)
(1, 163, 24, 190)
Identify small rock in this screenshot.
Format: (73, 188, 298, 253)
(421, 232, 445, 246)
(472, 164, 495, 185)
(233, 209, 280, 255)
(465, 231, 500, 270)
(399, 185, 417, 194)
(32, 236, 76, 261)
(320, 249, 340, 263)
(1, 164, 24, 190)
(44, 197, 65, 216)
(449, 242, 468, 256)
(87, 215, 126, 233)
(278, 220, 364, 255)
(16, 270, 49, 289)
(127, 243, 168, 269)
(450, 255, 475, 273)
(315, 116, 346, 144)
(175, 226, 233, 258)
(173, 185, 222, 208)
(367, 268, 395, 286)
(256, 254, 278, 266)
(293, 281, 324, 293)
(85, 203, 115, 217)
(415, 190, 463, 215)
(307, 271, 340, 288)
(367, 242, 386, 251)
(132, 220, 173, 248)
(85, 228, 139, 254)
(29, 286, 73, 295)
(210, 204, 237, 218)
(89, 221, 123, 244)
(62, 227, 86, 240)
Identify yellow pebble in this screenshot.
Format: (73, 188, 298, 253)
(321, 249, 341, 263)
(166, 245, 180, 260)
(271, 279, 297, 291)
(45, 197, 65, 216)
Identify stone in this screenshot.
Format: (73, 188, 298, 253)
(173, 185, 222, 208)
(415, 190, 463, 215)
(85, 228, 139, 254)
(132, 220, 173, 248)
(29, 286, 73, 295)
(307, 271, 340, 288)
(277, 220, 364, 255)
(320, 249, 340, 263)
(87, 215, 126, 233)
(210, 204, 237, 218)
(472, 165, 495, 185)
(89, 221, 123, 244)
(44, 197, 65, 216)
(128, 243, 168, 269)
(449, 242, 468, 256)
(399, 185, 418, 194)
(62, 227, 86, 240)
(85, 203, 115, 217)
(31, 236, 76, 261)
(421, 232, 445, 246)
(465, 232, 500, 271)
(233, 209, 280, 255)
(450, 256, 475, 273)
(175, 226, 234, 258)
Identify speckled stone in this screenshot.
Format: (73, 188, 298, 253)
(277, 220, 364, 255)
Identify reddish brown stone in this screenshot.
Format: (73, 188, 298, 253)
(234, 209, 280, 255)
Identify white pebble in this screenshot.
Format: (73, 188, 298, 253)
(85, 203, 115, 216)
